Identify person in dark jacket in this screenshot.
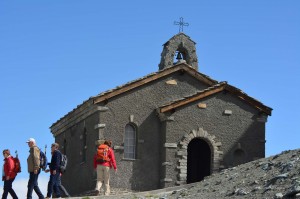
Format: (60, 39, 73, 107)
(45, 143, 61, 199)
(2, 149, 18, 199)
(50, 161, 70, 198)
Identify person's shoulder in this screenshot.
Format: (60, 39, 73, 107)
(54, 150, 62, 156)
(31, 146, 39, 151)
(34, 146, 40, 151)
(6, 156, 13, 161)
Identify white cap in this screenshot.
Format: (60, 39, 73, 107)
(26, 138, 36, 143)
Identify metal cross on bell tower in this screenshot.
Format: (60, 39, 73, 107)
(174, 17, 189, 33)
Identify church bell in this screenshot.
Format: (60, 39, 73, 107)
(176, 52, 183, 60)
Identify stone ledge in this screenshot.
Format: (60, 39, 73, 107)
(94, 123, 106, 129)
(113, 146, 124, 150)
(97, 106, 109, 112)
(160, 178, 173, 183)
(162, 162, 173, 166)
(164, 143, 177, 148)
(224, 110, 232, 115)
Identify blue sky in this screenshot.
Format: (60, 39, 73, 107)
(0, 1, 299, 197)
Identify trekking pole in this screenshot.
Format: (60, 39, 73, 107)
(15, 150, 18, 158)
(44, 145, 48, 171)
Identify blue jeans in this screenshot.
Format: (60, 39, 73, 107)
(46, 172, 60, 197)
(52, 175, 71, 198)
(2, 177, 18, 199)
(27, 171, 44, 199)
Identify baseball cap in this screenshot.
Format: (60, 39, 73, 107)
(26, 138, 36, 143)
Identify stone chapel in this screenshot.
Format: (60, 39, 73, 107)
(50, 33, 272, 195)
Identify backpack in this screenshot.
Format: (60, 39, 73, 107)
(60, 153, 68, 173)
(12, 157, 21, 173)
(96, 144, 110, 163)
(39, 149, 48, 171)
(13, 151, 21, 173)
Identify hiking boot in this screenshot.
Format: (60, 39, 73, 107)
(95, 190, 100, 196)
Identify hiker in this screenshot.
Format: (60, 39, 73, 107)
(93, 140, 117, 196)
(26, 138, 45, 199)
(45, 143, 61, 199)
(2, 149, 18, 199)
(47, 146, 70, 198)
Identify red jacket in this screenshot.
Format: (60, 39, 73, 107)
(93, 147, 117, 170)
(3, 156, 17, 179)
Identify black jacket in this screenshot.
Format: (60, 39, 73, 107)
(49, 150, 61, 172)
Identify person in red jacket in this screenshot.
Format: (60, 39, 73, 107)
(93, 140, 117, 196)
(2, 149, 18, 199)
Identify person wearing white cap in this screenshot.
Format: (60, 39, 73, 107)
(26, 138, 45, 199)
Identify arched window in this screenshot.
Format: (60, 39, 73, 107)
(124, 124, 136, 159)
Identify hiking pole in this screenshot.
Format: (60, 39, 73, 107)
(15, 150, 18, 158)
(44, 145, 47, 171)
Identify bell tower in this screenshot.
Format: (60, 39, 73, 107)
(158, 33, 198, 71)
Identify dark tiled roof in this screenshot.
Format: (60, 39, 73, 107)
(92, 63, 217, 104)
(159, 81, 272, 115)
(50, 63, 272, 128)
(159, 81, 228, 108)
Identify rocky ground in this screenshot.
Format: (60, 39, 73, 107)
(71, 148, 300, 199)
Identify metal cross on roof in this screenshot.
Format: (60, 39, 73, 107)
(174, 17, 189, 33)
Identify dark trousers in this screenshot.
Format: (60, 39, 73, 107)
(2, 178, 18, 199)
(27, 171, 44, 199)
(46, 172, 60, 198)
(52, 175, 71, 198)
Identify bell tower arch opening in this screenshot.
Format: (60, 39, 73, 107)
(159, 33, 198, 71)
(187, 138, 211, 183)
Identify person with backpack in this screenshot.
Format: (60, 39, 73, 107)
(2, 149, 18, 199)
(26, 138, 45, 199)
(93, 140, 117, 196)
(45, 143, 61, 199)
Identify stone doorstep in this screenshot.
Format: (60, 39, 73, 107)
(66, 182, 199, 198)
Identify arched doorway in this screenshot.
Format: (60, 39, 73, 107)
(187, 138, 211, 183)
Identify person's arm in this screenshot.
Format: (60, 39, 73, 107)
(109, 148, 117, 170)
(6, 158, 14, 180)
(33, 147, 40, 172)
(93, 154, 97, 169)
(55, 151, 61, 170)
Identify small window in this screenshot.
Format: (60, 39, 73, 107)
(124, 124, 136, 159)
(63, 139, 67, 155)
(233, 149, 246, 166)
(82, 128, 87, 162)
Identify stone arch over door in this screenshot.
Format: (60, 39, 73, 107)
(176, 128, 223, 185)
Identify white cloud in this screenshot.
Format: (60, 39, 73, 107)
(0, 175, 48, 199)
